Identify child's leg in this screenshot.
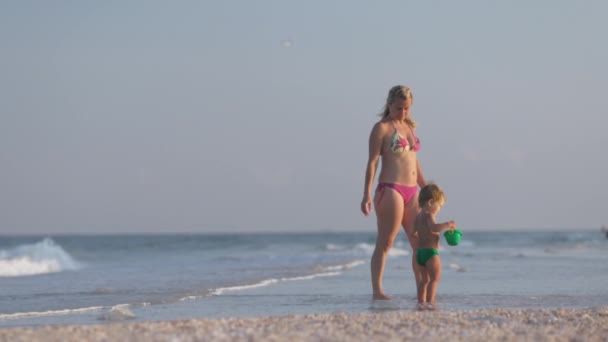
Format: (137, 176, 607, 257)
(416, 266, 429, 304)
(425, 256, 442, 304)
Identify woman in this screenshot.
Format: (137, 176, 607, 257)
(361, 85, 426, 300)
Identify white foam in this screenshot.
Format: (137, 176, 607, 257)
(456, 240, 476, 248)
(209, 271, 343, 296)
(354, 243, 409, 257)
(97, 304, 136, 321)
(0, 257, 62, 277)
(388, 247, 410, 257)
(322, 260, 365, 271)
(210, 261, 365, 295)
(0, 306, 104, 320)
(280, 271, 340, 281)
(179, 261, 365, 302)
(355, 243, 375, 254)
(210, 278, 280, 296)
(323, 243, 344, 251)
(0, 238, 80, 277)
(449, 263, 467, 272)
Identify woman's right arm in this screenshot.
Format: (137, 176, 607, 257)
(361, 123, 383, 216)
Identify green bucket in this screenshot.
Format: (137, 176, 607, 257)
(444, 229, 463, 246)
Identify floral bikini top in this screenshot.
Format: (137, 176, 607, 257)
(390, 122, 421, 153)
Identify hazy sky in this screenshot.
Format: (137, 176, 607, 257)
(1, 1, 607, 234)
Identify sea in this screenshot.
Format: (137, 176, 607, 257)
(1, 230, 607, 328)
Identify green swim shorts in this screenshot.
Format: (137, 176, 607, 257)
(416, 248, 439, 266)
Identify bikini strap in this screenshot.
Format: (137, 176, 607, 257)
(408, 125, 416, 138)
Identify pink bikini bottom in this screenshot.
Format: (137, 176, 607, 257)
(375, 183, 418, 206)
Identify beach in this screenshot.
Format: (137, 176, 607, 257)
(1, 307, 607, 342)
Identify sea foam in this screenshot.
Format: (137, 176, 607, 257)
(0, 238, 80, 277)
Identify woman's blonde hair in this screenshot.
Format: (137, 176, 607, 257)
(380, 85, 416, 129)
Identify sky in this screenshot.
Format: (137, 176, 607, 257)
(1, 1, 607, 234)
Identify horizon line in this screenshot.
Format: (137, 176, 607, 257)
(0, 227, 602, 237)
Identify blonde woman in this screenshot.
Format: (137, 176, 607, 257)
(361, 85, 426, 300)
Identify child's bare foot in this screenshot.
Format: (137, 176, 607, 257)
(416, 303, 427, 311)
(372, 292, 392, 300)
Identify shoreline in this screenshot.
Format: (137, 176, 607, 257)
(1, 307, 607, 342)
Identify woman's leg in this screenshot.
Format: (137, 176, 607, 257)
(402, 194, 422, 289)
(372, 188, 404, 300)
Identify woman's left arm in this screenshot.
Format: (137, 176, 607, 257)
(416, 159, 426, 188)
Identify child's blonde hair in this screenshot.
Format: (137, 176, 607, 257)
(418, 183, 445, 207)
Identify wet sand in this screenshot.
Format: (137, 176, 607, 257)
(1, 307, 607, 341)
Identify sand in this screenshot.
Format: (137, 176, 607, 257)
(1, 307, 607, 342)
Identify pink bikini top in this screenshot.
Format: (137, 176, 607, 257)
(389, 122, 420, 153)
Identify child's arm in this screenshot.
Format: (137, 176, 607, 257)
(430, 216, 456, 233)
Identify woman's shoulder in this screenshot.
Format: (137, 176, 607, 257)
(369, 121, 391, 140)
(372, 119, 392, 132)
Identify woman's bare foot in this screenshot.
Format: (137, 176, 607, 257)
(373, 293, 392, 300)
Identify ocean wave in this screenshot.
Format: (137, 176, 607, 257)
(179, 260, 365, 302)
(97, 304, 136, 321)
(280, 271, 341, 282)
(0, 301, 148, 322)
(209, 260, 366, 295)
(449, 263, 467, 272)
(0, 306, 104, 320)
(321, 260, 365, 271)
(510, 243, 604, 258)
(323, 243, 344, 251)
(207, 273, 341, 296)
(206, 272, 342, 296)
(0, 238, 81, 277)
(452, 239, 475, 248)
(323, 242, 410, 257)
(354, 243, 410, 257)
(210, 278, 280, 296)
(177, 279, 283, 301)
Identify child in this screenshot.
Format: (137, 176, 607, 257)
(413, 183, 456, 307)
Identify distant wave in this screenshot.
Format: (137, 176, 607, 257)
(454, 240, 475, 248)
(354, 243, 410, 257)
(0, 238, 80, 277)
(323, 243, 344, 251)
(322, 243, 410, 257)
